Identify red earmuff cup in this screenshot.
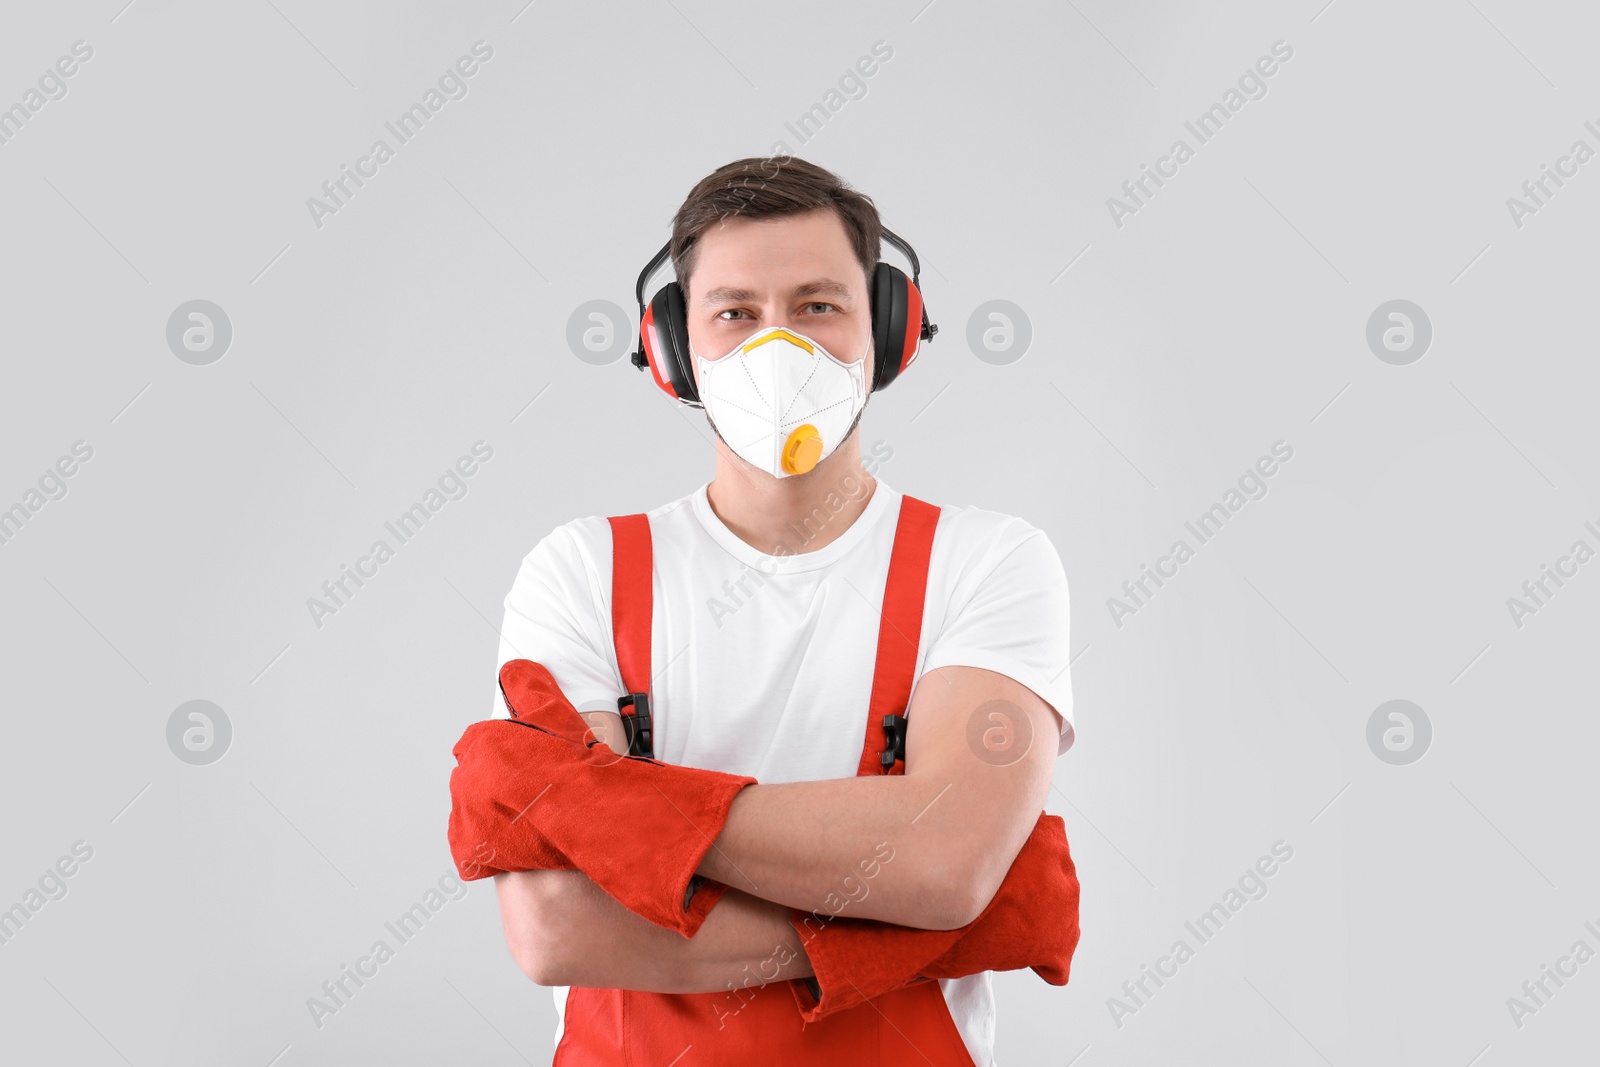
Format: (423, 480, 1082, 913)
(900, 281, 924, 373)
(639, 304, 679, 401)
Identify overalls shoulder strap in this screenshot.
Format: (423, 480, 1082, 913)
(607, 513, 655, 758)
(857, 494, 940, 776)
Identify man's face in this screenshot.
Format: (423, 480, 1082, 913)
(684, 208, 874, 392)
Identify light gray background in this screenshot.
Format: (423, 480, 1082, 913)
(2, 0, 1596, 1064)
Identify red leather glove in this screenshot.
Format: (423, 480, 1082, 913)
(788, 813, 1080, 1021)
(447, 660, 596, 879)
(448, 660, 757, 939)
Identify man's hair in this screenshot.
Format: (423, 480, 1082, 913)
(670, 156, 883, 303)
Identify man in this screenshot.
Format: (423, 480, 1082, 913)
(454, 157, 1078, 1065)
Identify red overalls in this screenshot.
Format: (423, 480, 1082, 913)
(552, 494, 979, 1066)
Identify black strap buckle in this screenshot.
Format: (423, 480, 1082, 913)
(880, 713, 907, 769)
(618, 691, 653, 758)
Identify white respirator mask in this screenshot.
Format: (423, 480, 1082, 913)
(694, 326, 868, 479)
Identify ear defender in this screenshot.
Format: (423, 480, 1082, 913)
(869, 258, 929, 394)
(629, 226, 937, 406)
(636, 279, 698, 404)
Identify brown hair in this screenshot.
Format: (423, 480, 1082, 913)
(669, 156, 883, 302)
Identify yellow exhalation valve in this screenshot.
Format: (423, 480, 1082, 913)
(781, 424, 823, 475)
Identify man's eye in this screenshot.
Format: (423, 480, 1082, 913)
(806, 303, 835, 314)
(717, 309, 748, 321)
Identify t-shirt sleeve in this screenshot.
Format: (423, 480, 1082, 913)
(489, 520, 623, 721)
(920, 519, 1076, 755)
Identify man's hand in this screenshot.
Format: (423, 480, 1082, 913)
(578, 709, 627, 755)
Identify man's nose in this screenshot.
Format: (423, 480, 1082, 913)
(761, 306, 800, 334)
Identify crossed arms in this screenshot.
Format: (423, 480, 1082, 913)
(495, 664, 1063, 993)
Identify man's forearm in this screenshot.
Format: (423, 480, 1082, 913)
(785, 812, 1082, 1021)
(691, 669, 1060, 932)
(694, 775, 983, 931)
(498, 869, 814, 994)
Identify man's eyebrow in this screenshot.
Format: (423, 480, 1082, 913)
(794, 279, 855, 301)
(699, 279, 856, 306)
(699, 286, 756, 306)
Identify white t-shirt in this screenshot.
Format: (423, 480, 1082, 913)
(490, 477, 1074, 1066)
